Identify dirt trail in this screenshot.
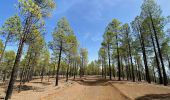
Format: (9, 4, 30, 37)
(41, 76, 130, 100)
(4, 76, 170, 100)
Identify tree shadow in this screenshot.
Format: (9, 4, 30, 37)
(135, 93, 170, 100)
(31, 81, 51, 86)
(73, 78, 112, 86)
(73, 76, 128, 86)
(109, 81, 129, 84)
(16, 85, 45, 92)
(16, 85, 34, 91)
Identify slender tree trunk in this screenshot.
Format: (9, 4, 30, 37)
(112, 61, 116, 79)
(104, 58, 107, 79)
(29, 65, 34, 81)
(5, 16, 33, 99)
(3, 71, 6, 82)
(18, 68, 24, 93)
(149, 25, 163, 84)
(22, 67, 27, 84)
(5, 14, 33, 99)
(141, 34, 151, 83)
(124, 57, 129, 80)
(136, 19, 151, 83)
(24, 52, 32, 83)
(53, 63, 56, 78)
(80, 56, 83, 78)
(137, 23, 151, 83)
(66, 55, 70, 82)
(152, 66, 156, 83)
(107, 44, 112, 80)
(166, 53, 170, 70)
(136, 59, 141, 81)
(69, 62, 72, 77)
(73, 61, 76, 80)
(79, 64, 81, 78)
(127, 58, 132, 80)
(121, 57, 124, 80)
(116, 35, 121, 81)
(26, 66, 32, 82)
(55, 42, 62, 86)
(5, 35, 26, 100)
(149, 12, 167, 85)
(29, 54, 37, 81)
(101, 60, 104, 77)
(41, 67, 44, 82)
(129, 47, 135, 82)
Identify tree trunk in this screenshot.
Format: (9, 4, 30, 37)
(18, 68, 24, 93)
(41, 67, 44, 82)
(80, 56, 83, 78)
(112, 61, 116, 79)
(137, 22, 151, 83)
(166, 53, 170, 70)
(55, 42, 62, 86)
(149, 25, 163, 84)
(107, 43, 112, 80)
(116, 34, 121, 81)
(141, 33, 151, 83)
(101, 59, 104, 77)
(73, 61, 76, 80)
(121, 57, 124, 80)
(66, 55, 70, 82)
(5, 35, 25, 100)
(104, 58, 107, 79)
(127, 58, 132, 80)
(149, 12, 167, 86)
(26, 66, 32, 82)
(128, 42, 135, 82)
(136, 59, 141, 81)
(3, 71, 6, 82)
(124, 57, 129, 80)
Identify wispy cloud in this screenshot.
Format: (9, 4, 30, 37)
(91, 33, 103, 42)
(82, 32, 102, 42)
(54, 0, 125, 22)
(83, 32, 91, 40)
(54, 0, 83, 15)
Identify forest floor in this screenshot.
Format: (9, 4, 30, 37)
(1, 76, 170, 100)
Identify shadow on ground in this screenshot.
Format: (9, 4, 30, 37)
(17, 85, 34, 91)
(16, 85, 45, 92)
(73, 76, 127, 86)
(31, 81, 51, 86)
(135, 93, 170, 100)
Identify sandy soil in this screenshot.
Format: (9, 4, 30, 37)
(111, 81, 170, 100)
(1, 76, 170, 100)
(41, 76, 129, 100)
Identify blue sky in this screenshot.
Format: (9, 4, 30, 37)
(0, 0, 170, 62)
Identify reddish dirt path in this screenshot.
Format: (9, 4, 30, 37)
(41, 76, 130, 100)
(6, 76, 170, 100)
